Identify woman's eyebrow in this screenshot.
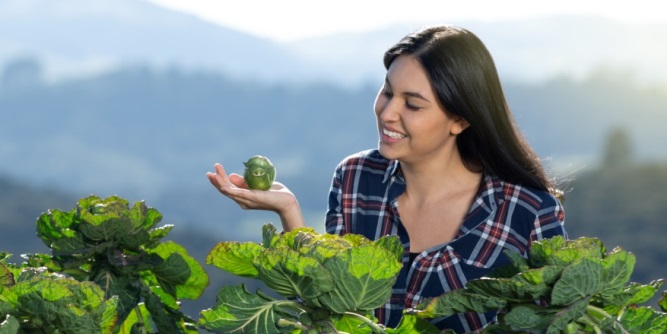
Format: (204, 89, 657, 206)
(402, 91, 429, 102)
(385, 76, 430, 102)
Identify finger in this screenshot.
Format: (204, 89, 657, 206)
(213, 163, 232, 184)
(208, 164, 233, 190)
(206, 172, 221, 188)
(229, 173, 248, 188)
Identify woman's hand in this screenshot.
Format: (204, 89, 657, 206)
(206, 163, 305, 231)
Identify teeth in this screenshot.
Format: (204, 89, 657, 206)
(383, 128, 406, 139)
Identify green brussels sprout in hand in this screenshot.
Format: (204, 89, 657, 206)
(243, 155, 276, 190)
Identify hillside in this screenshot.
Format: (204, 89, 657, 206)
(564, 162, 667, 285)
(2, 64, 666, 203)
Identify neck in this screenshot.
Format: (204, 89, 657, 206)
(399, 152, 482, 203)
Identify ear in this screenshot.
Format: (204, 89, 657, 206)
(451, 117, 470, 135)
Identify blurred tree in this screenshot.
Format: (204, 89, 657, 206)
(601, 127, 634, 169)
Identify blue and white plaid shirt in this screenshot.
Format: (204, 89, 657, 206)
(325, 149, 566, 333)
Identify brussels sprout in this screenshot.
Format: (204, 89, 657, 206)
(243, 155, 276, 190)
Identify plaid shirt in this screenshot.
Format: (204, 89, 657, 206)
(325, 149, 566, 333)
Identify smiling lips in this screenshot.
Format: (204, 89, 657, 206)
(383, 127, 407, 139)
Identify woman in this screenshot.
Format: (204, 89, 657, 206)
(207, 25, 566, 333)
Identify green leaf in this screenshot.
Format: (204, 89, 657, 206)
(545, 297, 589, 334)
(627, 279, 664, 305)
(207, 241, 264, 278)
(118, 303, 156, 334)
(305, 235, 354, 262)
(254, 247, 334, 300)
(619, 306, 667, 333)
(386, 314, 440, 334)
(660, 290, 667, 312)
(262, 223, 278, 248)
(493, 250, 530, 278)
(199, 284, 299, 334)
(93, 271, 140, 325)
(0, 263, 14, 289)
(139, 271, 180, 310)
(128, 200, 162, 231)
(342, 233, 371, 247)
(416, 289, 506, 318)
(270, 226, 318, 250)
(530, 236, 605, 268)
(106, 251, 162, 276)
(36, 209, 75, 240)
(318, 244, 401, 313)
(0, 252, 11, 263)
(152, 253, 189, 297)
(373, 234, 404, 264)
(36, 209, 87, 252)
(0, 315, 20, 334)
(597, 247, 636, 302)
(1, 270, 119, 333)
(144, 289, 179, 333)
(551, 258, 603, 306)
(147, 224, 174, 245)
(77, 208, 133, 242)
(502, 304, 554, 331)
(332, 313, 373, 334)
(21, 253, 62, 272)
(466, 265, 561, 302)
(149, 241, 209, 300)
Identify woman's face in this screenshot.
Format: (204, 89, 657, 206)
(374, 55, 467, 165)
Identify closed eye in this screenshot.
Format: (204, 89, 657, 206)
(405, 102, 421, 111)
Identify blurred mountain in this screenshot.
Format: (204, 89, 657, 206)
(0, 0, 324, 84)
(1, 0, 666, 87)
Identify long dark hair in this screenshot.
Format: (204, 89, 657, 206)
(384, 25, 555, 193)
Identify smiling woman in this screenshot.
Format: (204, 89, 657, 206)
(206, 24, 566, 333)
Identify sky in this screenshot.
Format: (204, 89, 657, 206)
(147, 0, 667, 42)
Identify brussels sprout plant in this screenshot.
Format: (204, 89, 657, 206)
(199, 223, 441, 334)
(28, 195, 209, 333)
(413, 236, 667, 333)
(2, 185, 667, 333)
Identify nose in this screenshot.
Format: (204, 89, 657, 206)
(375, 95, 399, 122)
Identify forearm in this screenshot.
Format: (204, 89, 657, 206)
(277, 199, 306, 231)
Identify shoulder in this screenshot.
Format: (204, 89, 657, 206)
(484, 175, 566, 240)
(487, 175, 563, 215)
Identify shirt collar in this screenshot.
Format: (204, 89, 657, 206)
(461, 173, 503, 231)
(382, 159, 402, 184)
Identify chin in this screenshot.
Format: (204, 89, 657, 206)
(378, 145, 399, 160)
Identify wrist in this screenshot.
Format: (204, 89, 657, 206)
(277, 198, 305, 231)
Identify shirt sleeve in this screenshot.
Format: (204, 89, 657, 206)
(325, 163, 346, 236)
(529, 192, 567, 244)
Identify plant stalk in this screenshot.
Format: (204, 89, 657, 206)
(343, 311, 387, 334)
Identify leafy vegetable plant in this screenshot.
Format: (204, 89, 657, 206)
(28, 195, 209, 333)
(1, 253, 118, 334)
(199, 223, 439, 333)
(243, 155, 276, 190)
(413, 236, 667, 333)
